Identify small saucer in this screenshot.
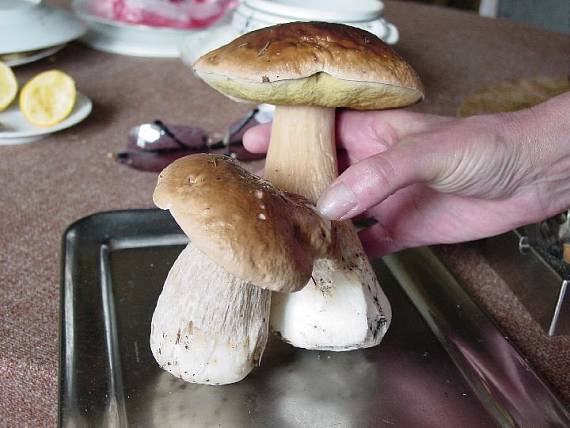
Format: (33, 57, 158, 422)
(1, 45, 65, 67)
(0, 92, 92, 145)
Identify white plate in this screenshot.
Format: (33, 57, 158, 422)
(0, 1, 86, 55)
(73, 1, 199, 58)
(0, 92, 92, 145)
(1, 45, 65, 68)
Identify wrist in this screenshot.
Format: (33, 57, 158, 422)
(507, 92, 570, 219)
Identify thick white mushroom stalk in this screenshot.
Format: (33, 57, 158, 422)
(266, 106, 392, 350)
(150, 243, 271, 385)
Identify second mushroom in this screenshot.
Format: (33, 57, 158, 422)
(151, 154, 332, 384)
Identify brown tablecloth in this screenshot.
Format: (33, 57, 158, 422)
(1, 1, 569, 425)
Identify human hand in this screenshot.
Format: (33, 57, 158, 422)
(243, 93, 570, 257)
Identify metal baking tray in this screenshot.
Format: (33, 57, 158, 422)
(59, 209, 569, 427)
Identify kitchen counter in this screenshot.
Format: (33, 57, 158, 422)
(1, 1, 568, 425)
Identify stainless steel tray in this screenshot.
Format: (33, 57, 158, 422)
(59, 209, 569, 427)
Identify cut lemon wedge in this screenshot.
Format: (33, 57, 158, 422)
(19, 70, 76, 127)
(0, 61, 18, 111)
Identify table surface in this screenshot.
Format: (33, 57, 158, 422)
(1, 1, 569, 425)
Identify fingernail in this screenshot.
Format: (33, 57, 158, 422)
(317, 181, 357, 220)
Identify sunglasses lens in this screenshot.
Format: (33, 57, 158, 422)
(115, 150, 195, 172)
(119, 116, 266, 172)
(128, 125, 208, 152)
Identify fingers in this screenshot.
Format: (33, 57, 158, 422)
(335, 110, 396, 160)
(336, 150, 351, 173)
(243, 123, 271, 153)
(243, 109, 449, 156)
(335, 109, 449, 155)
(358, 223, 404, 258)
(355, 185, 432, 257)
(317, 143, 435, 220)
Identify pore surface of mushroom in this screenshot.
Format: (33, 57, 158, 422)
(194, 22, 424, 350)
(193, 21, 423, 110)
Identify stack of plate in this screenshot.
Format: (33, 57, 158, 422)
(0, 0, 86, 67)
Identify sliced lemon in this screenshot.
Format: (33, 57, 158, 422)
(0, 61, 18, 111)
(20, 70, 76, 127)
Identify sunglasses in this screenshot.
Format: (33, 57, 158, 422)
(114, 109, 264, 172)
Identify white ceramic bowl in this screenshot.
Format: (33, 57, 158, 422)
(242, 0, 384, 23)
(72, 0, 232, 58)
(180, 0, 399, 65)
(0, 0, 86, 55)
(73, 4, 194, 58)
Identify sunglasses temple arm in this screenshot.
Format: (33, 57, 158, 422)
(231, 108, 259, 136)
(153, 120, 189, 148)
(209, 107, 261, 151)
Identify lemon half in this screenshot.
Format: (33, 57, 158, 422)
(0, 61, 18, 111)
(20, 70, 76, 127)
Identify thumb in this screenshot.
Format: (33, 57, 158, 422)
(316, 143, 435, 220)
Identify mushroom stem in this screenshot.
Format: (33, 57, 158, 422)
(150, 243, 271, 384)
(265, 105, 392, 351)
(265, 105, 337, 200)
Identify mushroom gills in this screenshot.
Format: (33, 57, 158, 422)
(271, 222, 391, 350)
(150, 243, 270, 385)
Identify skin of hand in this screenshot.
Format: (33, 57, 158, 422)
(243, 92, 570, 257)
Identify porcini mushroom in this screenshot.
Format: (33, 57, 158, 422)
(150, 243, 269, 385)
(193, 22, 424, 350)
(151, 154, 333, 383)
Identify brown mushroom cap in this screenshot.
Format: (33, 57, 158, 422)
(153, 154, 332, 292)
(193, 21, 424, 110)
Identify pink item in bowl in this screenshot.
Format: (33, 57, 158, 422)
(87, 0, 235, 29)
